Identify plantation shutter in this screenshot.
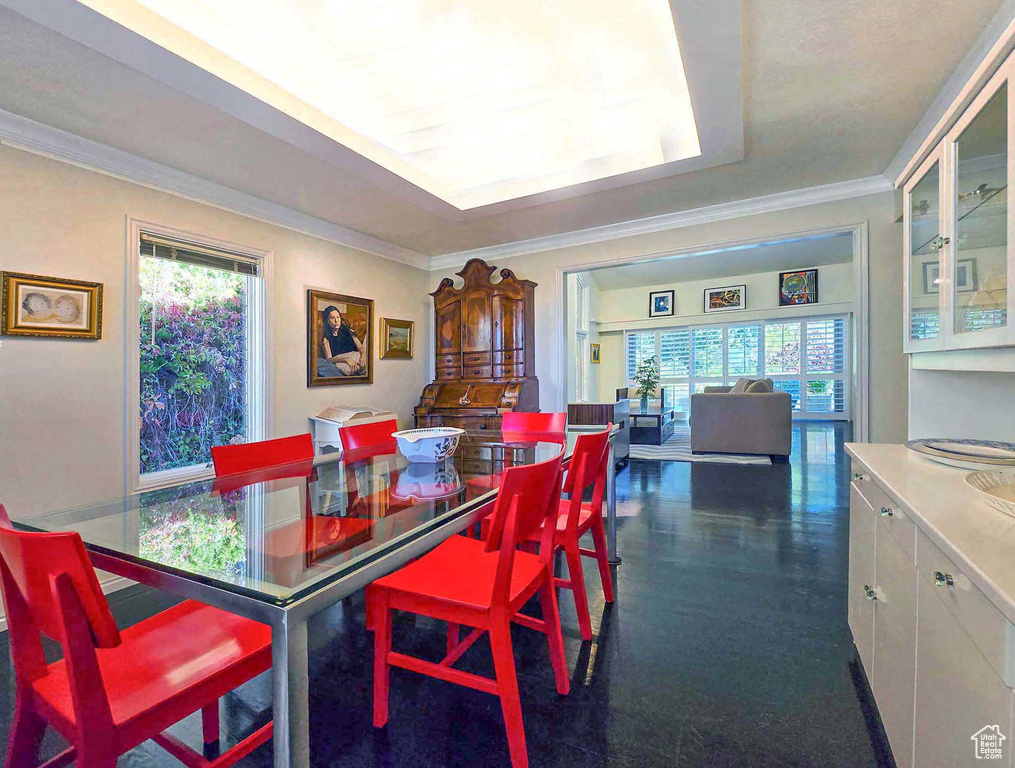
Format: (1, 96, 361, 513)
(140, 233, 260, 277)
(658, 329, 690, 377)
(805, 318, 846, 374)
(626, 331, 656, 380)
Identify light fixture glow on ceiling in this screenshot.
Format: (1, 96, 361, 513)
(78, 0, 701, 209)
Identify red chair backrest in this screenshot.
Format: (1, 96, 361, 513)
(501, 412, 566, 434)
(561, 425, 611, 532)
(211, 433, 314, 476)
(483, 453, 564, 605)
(0, 505, 120, 654)
(339, 419, 399, 452)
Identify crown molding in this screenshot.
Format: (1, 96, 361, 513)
(0, 108, 430, 269)
(429, 175, 894, 271)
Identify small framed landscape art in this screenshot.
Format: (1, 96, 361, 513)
(590, 343, 601, 364)
(307, 289, 373, 387)
(1, 272, 103, 339)
(649, 289, 674, 317)
(379, 317, 414, 359)
(703, 284, 746, 313)
(779, 269, 818, 305)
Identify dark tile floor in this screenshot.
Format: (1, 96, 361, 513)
(1, 421, 884, 767)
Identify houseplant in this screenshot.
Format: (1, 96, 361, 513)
(634, 356, 660, 409)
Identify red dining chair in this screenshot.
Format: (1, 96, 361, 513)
(466, 413, 567, 499)
(366, 452, 570, 768)
(501, 411, 567, 434)
(543, 425, 614, 642)
(339, 419, 399, 452)
(0, 504, 272, 768)
(210, 432, 314, 476)
(479, 425, 613, 641)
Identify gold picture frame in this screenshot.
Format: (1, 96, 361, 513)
(590, 342, 601, 364)
(379, 318, 414, 359)
(307, 289, 373, 387)
(1, 272, 103, 339)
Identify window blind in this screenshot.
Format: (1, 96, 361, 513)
(140, 233, 260, 277)
(626, 331, 656, 379)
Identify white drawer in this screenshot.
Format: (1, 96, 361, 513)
(851, 463, 916, 565)
(916, 529, 1014, 684)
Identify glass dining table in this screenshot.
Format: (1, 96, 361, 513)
(15, 427, 618, 768)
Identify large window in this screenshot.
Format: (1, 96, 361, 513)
(626, 314, 850, 419)
(135, 231, 266, 488)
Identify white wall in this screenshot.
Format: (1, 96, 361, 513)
(432, 191, 907, 443)
(0, 145, 431, 519)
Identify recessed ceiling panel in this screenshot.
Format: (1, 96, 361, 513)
(77, 0, 701, 210)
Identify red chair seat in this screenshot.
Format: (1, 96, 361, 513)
(371, 535, 545, 612)
(31, 600, 270, 740)
(550, 500, 594, 534)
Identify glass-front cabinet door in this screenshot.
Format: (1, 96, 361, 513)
(904, 146, 946, 352)
(945, 66, 1013, 349)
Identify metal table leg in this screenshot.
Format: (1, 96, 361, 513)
(606, 440, 621, 565)
(272, 611, 311, 768)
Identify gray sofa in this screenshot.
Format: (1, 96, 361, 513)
(690, 384, 792, 461)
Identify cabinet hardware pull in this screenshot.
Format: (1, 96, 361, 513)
(852, 472, 865, 481)
(880, 507, 893, 517)
(864, 585, 878, 601)
(933, 571, 954, 587)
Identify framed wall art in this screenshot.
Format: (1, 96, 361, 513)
(1, 272, 103, 339)
(590, 342, 601, 364)
(703, 284, 746, 313)
(648, 289, 674, 317)
(379, 317, 414, 359)
(307, 289, 373, 387)
(779, 269, 819, 305)
(923, 258, 977, 293)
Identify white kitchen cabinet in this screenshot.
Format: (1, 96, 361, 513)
(871, 519, 918, 768)
(848, 483, 876, 673)
(903, 52, 1015, 354)
(914, 577, 1012, 768)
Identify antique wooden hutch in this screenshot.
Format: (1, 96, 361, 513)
(414, 259, 539, 429)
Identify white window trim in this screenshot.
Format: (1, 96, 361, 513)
(126, 219, 274, 494)
(573, 274, 590, 402)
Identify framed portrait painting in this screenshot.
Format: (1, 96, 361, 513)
(1, 272, 103, 339)
(779, 269, 818, 305)
(379, 318, 414, 359)
(648, 289, 674, 317)
(307, 289, 373, 387)
(703, 284, 746, 313)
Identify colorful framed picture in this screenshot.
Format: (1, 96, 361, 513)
(307, 289, 373, 387)
(704, 284, 746, 313)
(1, 272, 103, 339)
(379, 318, 414, 359)
(779, 269, 819, 305)
(649, 289, 674, 317)
(590, 343, 601, 364)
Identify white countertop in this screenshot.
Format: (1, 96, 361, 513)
(846, 443, 1015, 626)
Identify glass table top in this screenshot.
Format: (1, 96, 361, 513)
(17, 432, 570, 607)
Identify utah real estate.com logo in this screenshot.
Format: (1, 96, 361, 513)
(971, 725, 1006, 760)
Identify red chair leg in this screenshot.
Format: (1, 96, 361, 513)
(371, 594, 393, 728)
(589, 516, 615, 602)
(6, 696, 45, 768)
(539, 580, 571, 696)
(447, 622, 459, 655)
(202, 700, 221, 755)
(564, 543, 593, 641)
(488, 620, 529, 768)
